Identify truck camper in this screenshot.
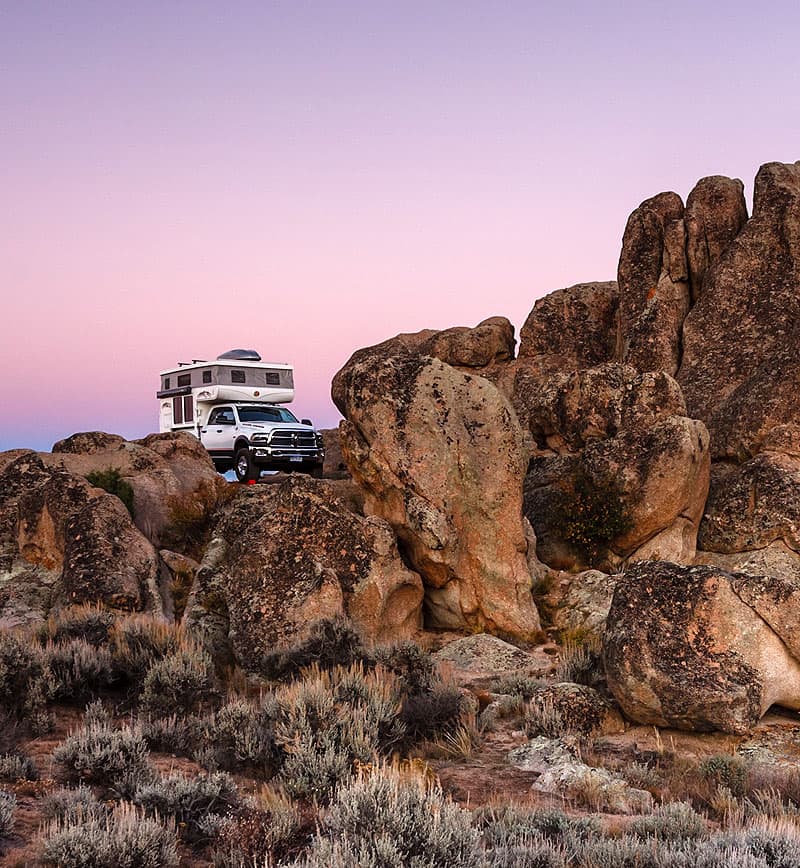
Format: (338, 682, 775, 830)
(157, 349, 324, 482)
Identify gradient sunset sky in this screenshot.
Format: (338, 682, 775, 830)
(2, 1, 799, 450)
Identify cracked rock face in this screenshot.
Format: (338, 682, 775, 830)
(0, 450, 163, 627)
(184, 475, 424, 670)
(332, 338, 541, 640)
(603, 561, 800, 734)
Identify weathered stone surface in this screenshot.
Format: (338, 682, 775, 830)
(333, 341, 541, 639)
(516, 282, 619, 376)
(434, 634, 535, 674)
(0, 450, 163, 626)
(528, 683, 625, 736)
(548, 570, 617, 642)
(184, 475, 423, 670)
(679, 162, 800, 457)
(603, 562, 800, 733)
(684, 175, 748, 301)
(698, 454, 800, 554)
(617, 191, 689, 375)
(508, 736, 578, 773)
(47, 431, 223, 545)
(320, 428, 349, 478)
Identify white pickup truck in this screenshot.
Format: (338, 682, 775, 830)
(157, 349, 325, 482)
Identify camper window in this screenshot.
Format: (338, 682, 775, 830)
(265, 372, 280, 386)
(231, 370, 246, 384)
(173, 396, 183, 424)
(203, 370, 212, 383)
(164, 377, 171, 390)
(172, 395, 194, 426)
(177, 373, 191, 387)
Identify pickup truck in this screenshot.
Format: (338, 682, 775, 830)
(200, 403, 325, 482)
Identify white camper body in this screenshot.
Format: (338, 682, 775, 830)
(157, 351, 294, 434)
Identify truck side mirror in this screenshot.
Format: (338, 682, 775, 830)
(301, 419, 313, 426)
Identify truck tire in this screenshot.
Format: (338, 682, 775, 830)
(234, 447, 259, 483)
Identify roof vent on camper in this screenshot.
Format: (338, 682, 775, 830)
(217, 349, 262, 361)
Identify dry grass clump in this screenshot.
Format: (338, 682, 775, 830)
(199, 696, 280, 775)
(139, 646, 218, 715)
(35, 604, 116, 648)
(38, 801, 178, 868)
(0, 789, 15, 840)
(45, 638, 115, 703)
(554, 638, 604, 687)
(41, 784, 108, 822)
(0, 629, 49, 722)
(0, 751, 38, 782)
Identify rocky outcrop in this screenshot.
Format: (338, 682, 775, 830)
(332, 340, 541, 640)
(184, 475, 424, 670)
(547, 570, 617, 642)
(0, 450, 164, 627)
(678, 162, 800, 456)
(528, 683, 625, 736)
(47, 431, 223, 545)
(521, 364, 710, 570)
(603, 561, 800, 733)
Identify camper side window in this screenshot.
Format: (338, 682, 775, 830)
(172, 395, 194, 426)
(231, 370, 246, 384)
(265, 372, 280, 386)
(202, 370, 212, 383)
(177, 373, 191, 387)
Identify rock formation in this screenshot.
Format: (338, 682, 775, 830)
(332, 338, 541, 640)
(184, 475, 424, 670)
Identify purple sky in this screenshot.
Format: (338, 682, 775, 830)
(2, 1, 799, 450)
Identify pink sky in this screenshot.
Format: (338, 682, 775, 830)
(2, 1, 799, 450)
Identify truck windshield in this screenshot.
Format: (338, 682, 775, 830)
(238, 406, 299, 423)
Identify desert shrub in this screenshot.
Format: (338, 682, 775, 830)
(628, 801, 706, 841)
(139, 712, 203, 756)
(45, 638, 115, 702)
(36, 605, 116, 648)
(0, 629, 47, 717)
(493, 675, 549, 701)
(110, 614, 185, 687)
(275, 663, 405, 802)
(52, 721, 152, 792)
(0, 751, 38, 782)
(699, 754, 749, 798)
(262, 617, 374, 682)
(39, 801, 178, 868)
(0, 789, 15, 839)
(299, 764, 479, 867)
(134, 771, 238, 841)
(524, 694, 565, 739)
(374, 640, 437, 694)
(618, 761, 663, 792)
(477, 805, 601, 848)
(481, 840, 569, 868)
(554, 640, 604, 687)
(84, 698, 112, 728)
(41, 784, 108, 821)
(715, 821, 800, 867)
(554, 471, 633, 563)
(199, 696, 280, 775)
(85, 468, 135, 518)
(745, 765, 800, 809)
(401, 681, 465, 744)
(212, 787, 302, 867)
(139, 646, 217, 714)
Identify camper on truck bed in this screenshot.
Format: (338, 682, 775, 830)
(157, 348, 324, 482)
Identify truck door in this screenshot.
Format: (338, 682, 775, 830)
(200, 406, 237, 456)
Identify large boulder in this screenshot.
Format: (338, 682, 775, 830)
(616, 191, 689, 375)
(47, 431, 223, 545)
(603, 561, 800, 733)
(184, 475, 424, 670)
(332, 340, 541, 640)
(678, 161, 800, 457)
(0, 450, 164, 627)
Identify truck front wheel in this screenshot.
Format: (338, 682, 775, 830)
(234, 448, 259, 483)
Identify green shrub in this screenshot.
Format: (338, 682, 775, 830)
(36, 605, 116, 648)
(199, 696, 279, 775)
(39, 802, 178, 868)
(139, 647, 217, 715)
(554, 471, 633, 563)
(46, 639, 115, 702)
(699, 754, 749, 798)
(85, 468, 135, 518)
(139, 712, 202, 756)
(275, 663, 405, 802)
(299, 765, 479, 867)
(52, 722, 152, 792)
(0, 751, 38, 782)
(41, 784, 108, 821)
(627, 801, 706, 841)
(262, 617, 374, 681)
(134, 771, 238, 841)
(0, 789, 15, 839)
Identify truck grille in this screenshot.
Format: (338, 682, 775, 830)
(269, 431, 317, 450)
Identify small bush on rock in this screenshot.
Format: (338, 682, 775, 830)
(139, 647, 217, 715)
(39, 802, 178, 868)
(554, 640, 604, 687)
(134, 771, 238, 841)
(52, 722, 152, 792)
(85, 468, 135, 518)
(262, 617, 373, 682)
(0, 751, 38, 782)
